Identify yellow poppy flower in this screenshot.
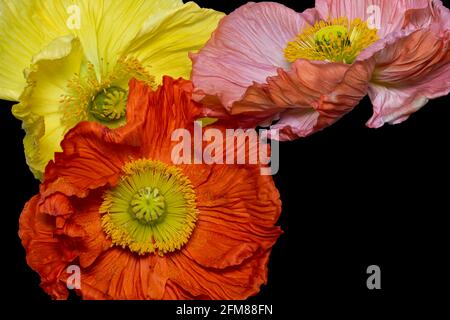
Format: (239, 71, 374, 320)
(0, 0, 224, 179)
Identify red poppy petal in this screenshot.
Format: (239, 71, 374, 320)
(19, 196, 73, 299)
(184, 164, 281, 269)
(43, 122, 140, 199)
(78, 249, 166, 300)
(166, 249, 271, 300)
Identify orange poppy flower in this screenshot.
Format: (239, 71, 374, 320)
(19, 77, 282, 300)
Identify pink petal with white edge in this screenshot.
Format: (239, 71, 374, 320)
(191, 2, 320, 109)
(365, 27, 450, 128)
(315, 0, 430, 37)
(271, 109, 320, 141)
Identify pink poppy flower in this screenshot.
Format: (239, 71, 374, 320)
(191, 1, 450, 140)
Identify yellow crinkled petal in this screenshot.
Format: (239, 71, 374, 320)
(72, 0, 183, 80)
(12, 36, 84, 179)
(0, 0, 183, 101)
(0, 0, 70, 101)
(123, 1, 225, 83)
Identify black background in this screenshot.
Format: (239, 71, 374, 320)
(1, 0, 449, 314)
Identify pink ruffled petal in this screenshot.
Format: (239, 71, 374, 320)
(191, 2, 320, 108)
(266, 59, 374, 140)
(316, 0, 430, 37)
(212, 58, 374, 141)
(271, 109, 320, 141)
(429, 0, 450, 33)
(366, 28, 450, 128)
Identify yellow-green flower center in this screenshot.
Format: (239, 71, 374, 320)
(315, 25, 348, 43)
(89, 86, 128, 123)
(284, 17, 379, 64)
(60, 57, 155, 130)
(131, 187, 166, 223)
(100, 159, 198, 256)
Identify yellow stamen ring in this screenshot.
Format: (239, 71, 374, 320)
(100, 159, 198, 256)
(284, 17, 379, 64)
(60, 57, 155, 129)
